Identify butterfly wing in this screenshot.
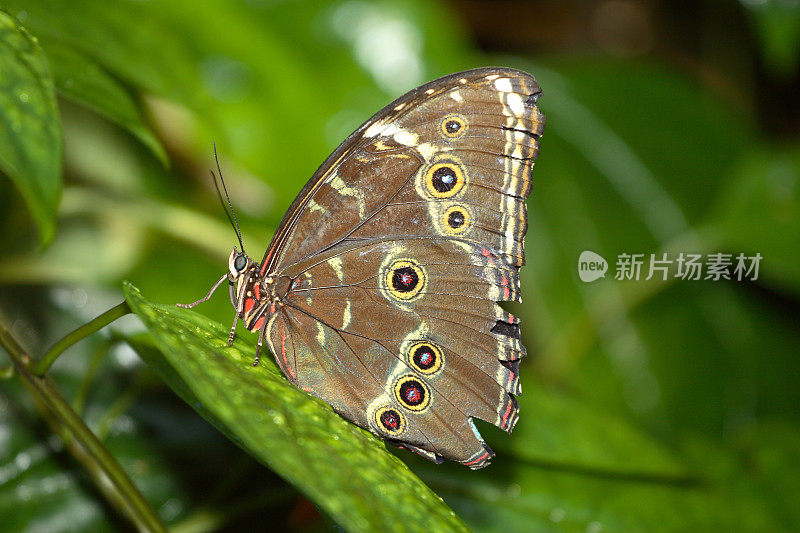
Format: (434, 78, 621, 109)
(262, 67, 543, 467)
(260, 67, 543, 273)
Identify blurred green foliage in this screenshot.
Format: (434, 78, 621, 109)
(1, 0, 799, 531)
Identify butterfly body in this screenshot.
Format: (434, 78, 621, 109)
(186, 67, 544, 468)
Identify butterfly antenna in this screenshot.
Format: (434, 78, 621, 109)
(211, 142, 246, 255)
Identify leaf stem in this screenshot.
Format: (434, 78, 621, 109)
(32, 301, 131, 376)
(0, 321, 166, 533)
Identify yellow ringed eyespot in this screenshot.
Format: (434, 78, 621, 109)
(384, 259, 426, 301)
(375, 406, 406, 436)
(394, 376, 430, 411)
(408, 342, 443, 375)
(440, 114, 468, 138)
(441, 204, 471, 234)
(424, 161, 465, 198)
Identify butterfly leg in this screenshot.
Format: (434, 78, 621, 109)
(252, 325, 266, 367)
(176, 274, 227, 308)
(227, 312, 238, 347)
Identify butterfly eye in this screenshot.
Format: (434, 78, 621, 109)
(234, 255, 247, 271)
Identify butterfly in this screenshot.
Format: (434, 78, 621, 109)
(179, 67, 544, 468)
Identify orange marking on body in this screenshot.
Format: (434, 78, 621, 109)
(280, 324, 295, 379)
(244, 298, 255, 314)
(465, 451, 489, 466)
(254, 282, 261, 300)
(253, 317, 265, 330)
(501, 275, 511, 299)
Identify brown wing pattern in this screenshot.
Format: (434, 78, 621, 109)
(261, 67, 543, 272)
(263, 67, 543, 467)
(268, 238, 523, 466)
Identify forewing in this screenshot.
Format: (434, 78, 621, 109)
(261, 67, 543, 274)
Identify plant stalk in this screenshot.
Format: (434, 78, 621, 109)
(32, 301, 131, 376)
(0, 320, 166, 533)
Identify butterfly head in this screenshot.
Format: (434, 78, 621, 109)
(228, 247, 252, 281)
(227, 247, 264, 316)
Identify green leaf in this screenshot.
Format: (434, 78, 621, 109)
(41, 40, 168, 165)
(502, 386, 689, 479)
(2, 0, 326, 208)
(123, 282, 468, 533)
(422, 445, 785, 532)
(732, 420, 800, 528)
(0, 1, 476, 215)
(0, 339, 190, 531)
(711, 145, 800, 294)
(0, 11, 61, 244)
(412, 418, 800, 532)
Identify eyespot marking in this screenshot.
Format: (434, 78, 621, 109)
(441, 204, 471, 235)
(440, 113, 468, 139)
(375, 406, 406, 436)
(424, 159, 465, 198)
(383, 259, 426, 301)
(408, 342, 443, 375)
(395, 376, 430, 411)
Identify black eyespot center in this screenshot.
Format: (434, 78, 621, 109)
(394, 376, 431, 411)
(380, 409, 402, 430)
(447, 210, 465, 228)
(399, 379, 426, 406)
(441, 114, 468, 138)
(234, 255, 247, 271)
(385, 259, 426, 302)
(424, 159, 465, 198)
(376, 406, 406, 436)
(445, 120, 461, 133)
(413, 345, 436, 369)
(408, 342, 443, 374)
(432, 166, 458, 193)
(392, 266, 419, 292)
